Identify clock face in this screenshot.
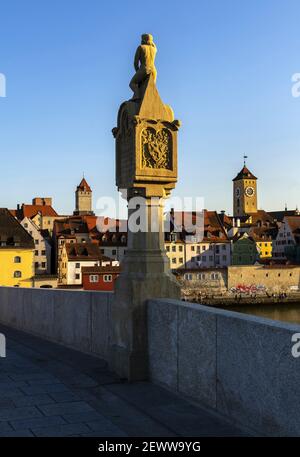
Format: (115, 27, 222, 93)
(245, 186, 255, 197)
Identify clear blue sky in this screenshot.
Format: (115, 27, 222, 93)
(0, 0, 300, 216)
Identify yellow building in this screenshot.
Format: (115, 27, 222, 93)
(165, 240, 185, 269)
(0, 208, 34, 287)
(249, 227, 277, 259)
(256, 240, 273, 258)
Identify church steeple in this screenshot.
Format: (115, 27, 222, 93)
(233, 161, 258, 217)
(74, 177, 94, 216)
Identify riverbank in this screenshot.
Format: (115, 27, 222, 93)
(185, 293, 300, 308)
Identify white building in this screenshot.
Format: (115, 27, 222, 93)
(273, 216, 300, 259)
(60, 242, 118, 286)
(20, 217, 52, 274)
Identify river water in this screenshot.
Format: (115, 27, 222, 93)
(217, 302, 300, 325)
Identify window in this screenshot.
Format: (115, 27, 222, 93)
(13, 271, 22, 278)
(166, 246, 170, 252)
(41, 262, 46, 268)
(35, 239, 39, 245)
(41, 250, 46, 255)
(35, 262, 39, 268)
(191, 246, 195, 251)
(209, 256, 213, 261)
(24, 223, 28, 228)
(197, 273, 205, 280)
(202, 245, 206, 251)
(75, 274, 80, 280)
(184, 273, 192, 280)
(89, 275, 99, 283)
(172, 258, 176, 264)
(104, 274, 112, 282)
(179, 245, 183, 252)
(179, 257, 183, 263)
(112, 249, 117, 255)
(14, 256, 21, 263)
(172, 246, 176, 252)
(202, 256, 206, 261)
(211, 273, 219, 280)
(222, 255, 227, 261)
(75, 263, 80, 269)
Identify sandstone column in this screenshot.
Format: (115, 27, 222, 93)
(110, 34, 181, 380)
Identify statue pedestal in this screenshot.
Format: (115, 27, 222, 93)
(110, 73, 181, 381)
(110, 195, 180, 381)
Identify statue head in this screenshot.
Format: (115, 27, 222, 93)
(141, 34, 154, 45)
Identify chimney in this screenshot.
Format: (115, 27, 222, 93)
(32, 197, 42, 206)
(43, 198, 52, 206)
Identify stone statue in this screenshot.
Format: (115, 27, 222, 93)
(111, 33, 181, 381)
(129, 34, 157, 99)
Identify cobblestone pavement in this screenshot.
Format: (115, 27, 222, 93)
(0, 324, 248, 437)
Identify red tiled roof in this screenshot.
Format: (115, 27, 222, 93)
(172, 210, 228, 242)
(77, 178, 91, 192)
(233, 166, 257, 182)
(22, 204, 58, 218)
(65, 242, 102, 261)
(82, 265, 121, 274)
(284, 216, 300, 232)
(248, 226, 278, 241)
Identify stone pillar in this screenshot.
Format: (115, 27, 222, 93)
(110, 37, 181, 380)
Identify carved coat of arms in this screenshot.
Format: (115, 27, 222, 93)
(141, 127, 172, 169)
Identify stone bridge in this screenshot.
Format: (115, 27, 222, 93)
(0, 287, 299, 436)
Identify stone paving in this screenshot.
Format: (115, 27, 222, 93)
(0, 324, 248, 437)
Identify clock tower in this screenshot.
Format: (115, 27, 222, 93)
(233, 162, 258, 217)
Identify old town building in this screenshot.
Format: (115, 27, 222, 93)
(0, 208, 34, 287)
(60, 242, 117, 286)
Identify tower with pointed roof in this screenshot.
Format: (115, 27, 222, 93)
(74, 178, 94, 216)
(233, 160, 258, 217)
